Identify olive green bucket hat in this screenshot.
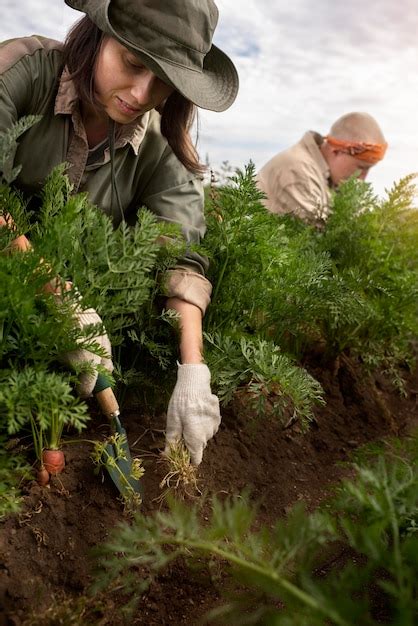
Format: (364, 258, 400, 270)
(64, 0, 239, 112)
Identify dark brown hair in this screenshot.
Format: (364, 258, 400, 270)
(62, 17, 205, 174)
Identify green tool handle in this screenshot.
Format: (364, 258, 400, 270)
(94, 373, 120, 419)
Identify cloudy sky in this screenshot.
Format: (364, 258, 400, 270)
(2, 0, 418, 196)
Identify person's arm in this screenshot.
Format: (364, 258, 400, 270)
(166, 297, 203, 364)
(136, 127, 221, 463)
(0, 38, 52, 138)
(141, 159, 220, 464)
(163, 297, 221, 466)
(0, 214, 31, 251)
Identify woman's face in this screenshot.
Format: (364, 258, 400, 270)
(93, 37, 174, 123)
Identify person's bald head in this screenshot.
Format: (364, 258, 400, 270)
(321, 112, 386, 186)
(329, 112, 386, 144)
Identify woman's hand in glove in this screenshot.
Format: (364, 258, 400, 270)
(60, 307, 113, 398)
(0, 217, 112, 397)
(165, 363, 221, 465)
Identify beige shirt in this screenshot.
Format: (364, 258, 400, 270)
(257, 131, 332, 224)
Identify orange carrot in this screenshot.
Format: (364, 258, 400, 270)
(42, 449, 65, 475)
(36, 466, 50, 486)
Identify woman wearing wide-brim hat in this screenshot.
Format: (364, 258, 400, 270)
(0, 0, 239, 466)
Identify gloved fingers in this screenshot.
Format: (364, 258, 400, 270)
(209, 394, 221, 435)
(73, 308, 114, 372)
(76, 369, 99, 399)
(163, 438, 182, 458)
(168, 393, 221, 465)
(165, 425, 182, 445)
(165, 402, 183, 451)
(60, 348, 102, 398)
(187, 440, 205, 466)
(191, 394, 221, 439)
(166, 362, 221, 466)
(99, 332, 114, 374)
(74, 307, 104, 330)
(182, 419, 218, 467)
(60, 347, 102, 370)
(101, 355, 114, 374)
(181, 418, 210, 463)
(164, 426, 205, 465)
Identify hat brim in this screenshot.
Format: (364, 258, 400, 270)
(120, 42, 238, 113)
(65, 0, 239, 112)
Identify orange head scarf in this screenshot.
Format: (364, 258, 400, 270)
(324, 136, 388, 164)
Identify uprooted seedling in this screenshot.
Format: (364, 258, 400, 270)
(156, 440, 201, 503)
(91, 434, 144, 512)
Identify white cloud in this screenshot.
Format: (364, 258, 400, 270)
(203, 0, 418, 194)
(1, 0, 417, 195)
(2, 1, 77, 41)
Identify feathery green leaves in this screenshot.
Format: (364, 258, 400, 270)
(93, 436, 418, 625)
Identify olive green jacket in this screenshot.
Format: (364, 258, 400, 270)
(0, 36, 211, 312)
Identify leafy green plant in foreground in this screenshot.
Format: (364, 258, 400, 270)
(0, 369, 89, 461)
(0, 115, 42, 186)
(0, 118, 182, 498)
(0, 438, 31, 520)
(93, 435, 418, 625)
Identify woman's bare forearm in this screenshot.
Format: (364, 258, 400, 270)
(166, 297, 203, 364)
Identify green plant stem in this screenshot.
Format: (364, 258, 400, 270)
(383, 465, 404, 596)
(100, 446, 131, 487)
(48, 410, 64, 450)
(63, 438, 137, 493)
(147, 537, 350, 626)
(30, 416, 43, 462)
(60, 438, 97, 446)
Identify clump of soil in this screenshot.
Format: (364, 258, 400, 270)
(1, 354, 417, 625)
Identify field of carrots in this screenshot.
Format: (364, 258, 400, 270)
(1, 126, 417, 625)
(1, 351, 417, 625)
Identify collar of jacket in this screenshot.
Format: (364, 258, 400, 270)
(302, 131, 331, 183)
(54, 67, 149, 155)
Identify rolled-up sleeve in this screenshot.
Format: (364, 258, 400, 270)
(140, 143, 212, 313)
(162, 268, 212, 315)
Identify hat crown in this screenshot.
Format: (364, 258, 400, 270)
(110, 0, 219, 55)
(65, 0, 238, 111)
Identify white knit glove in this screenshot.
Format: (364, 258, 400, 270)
(61, 308, 113, 398)
(165, 363, 221, 465)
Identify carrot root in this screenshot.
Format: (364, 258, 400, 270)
(42, 449, 65, 475)
(36, 466, 50, 486)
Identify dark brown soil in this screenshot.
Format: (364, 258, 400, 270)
(1, 354, 417, 626)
